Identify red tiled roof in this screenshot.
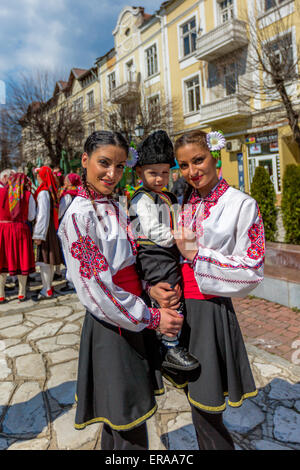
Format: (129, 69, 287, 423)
(72, 68, 88, 78)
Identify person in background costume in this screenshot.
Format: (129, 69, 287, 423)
(58, 172, 82, 293)
(32, 166, 63, 301)
(0, 172, 36, 302)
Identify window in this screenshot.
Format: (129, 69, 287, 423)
(108, 72, 116, 94)
(73, 97, 83, 113)
(219, 0, 234, 23)
(266, 33, 294, 73)
(145, 44, 158, 77)
(87, 90, 94, 111)
(126, 60, 135, 82)
(265, 0, 286, 11)
(181, 17, 197, 57)
(147, 95, 160, 124)
(109, 113, 118, 131)
(88, 121, 96, 135)
(224, 63, 237, 95)
(184, 76, 200, 113)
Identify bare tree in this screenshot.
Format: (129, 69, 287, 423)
(101, 89, 182, 143)
(0, 106, 21, 170)
(7, 69, 86, 167)
(237, 3, 300, 148)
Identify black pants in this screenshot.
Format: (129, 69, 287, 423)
(101, 423, 149, 450)
(191, 406, 235, 450)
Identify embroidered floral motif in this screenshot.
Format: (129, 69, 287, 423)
(71, 213, 139, 325)
(71, 234, 109, 279)
(247, 206, 265, 260)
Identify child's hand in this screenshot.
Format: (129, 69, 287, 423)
(149, 282, 181, 309)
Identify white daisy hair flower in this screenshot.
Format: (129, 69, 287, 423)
(206, 131, 226, 152)
(126, 146, 139, 168)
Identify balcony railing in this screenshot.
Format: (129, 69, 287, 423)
(196, 19, 248, 62)
(110, 80, 140, 104)
(199, 94, 251, 124)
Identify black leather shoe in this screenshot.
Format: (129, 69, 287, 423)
(162, 346, 199, 371)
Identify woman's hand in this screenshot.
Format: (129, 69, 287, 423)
(149, 282, 181, 309)
(34, 239, 43, 246)
(173, 228, 198, 262)
(158, 308, 184, 337)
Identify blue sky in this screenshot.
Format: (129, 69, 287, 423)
(0, 0, 164, 83)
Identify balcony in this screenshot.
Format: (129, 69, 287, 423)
(199, 95, 251, 124)
(110, 80, 140, 104)
(196, 19, 248, 62)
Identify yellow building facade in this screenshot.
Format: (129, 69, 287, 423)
(21, 0, 300, 199)
(95, 0, 300, 201)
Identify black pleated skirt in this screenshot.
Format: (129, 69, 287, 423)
(36, 215, 63, 266)
(74, 311, 164, 431)
(164, 297, 258, 413)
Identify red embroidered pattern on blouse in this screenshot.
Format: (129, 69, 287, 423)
(71, 213, 139, 325)
(247, 206, 265, 260)
(179, 179, 230, 233)
(78, 187, 137, 256)
(197, 272, 262, 284)
(192, 203, 265, 270)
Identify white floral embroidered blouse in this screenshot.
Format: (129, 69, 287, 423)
(179, 179, 265, 297)
(58, 187, 160, 332)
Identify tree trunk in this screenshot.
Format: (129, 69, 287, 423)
(276, 80, 300, 150)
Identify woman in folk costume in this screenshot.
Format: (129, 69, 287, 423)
(58, 173, 82, 220)
(0, 172, 36, 302)
(150, 129, 265, 450)
(58, 173, 82, 294)
(58, 131, 183, 450)
(32, 166, 63, 301)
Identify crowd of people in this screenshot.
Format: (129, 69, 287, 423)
(0, 128, 265, 450)
(0, 166, 82, 303)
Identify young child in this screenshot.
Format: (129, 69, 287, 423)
(130, 130, 199, 372)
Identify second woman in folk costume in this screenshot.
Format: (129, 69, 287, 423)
(58, 131, 183, 450)
(169, 129, 265, 450)
(32, 166, 63, 301)
(0, 172, 36, 302)
(58, 173, 82, 221)
(58, 173, 82, 294)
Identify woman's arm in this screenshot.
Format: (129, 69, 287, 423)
(175, 198, 265, 297)
(59, 194, 72, 220)
(28, 194, 36, 222)
(32, 191, 50, 241)
(59, 212, 183, 333)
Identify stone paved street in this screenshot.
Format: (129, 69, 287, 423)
(0, 277, 299, 451)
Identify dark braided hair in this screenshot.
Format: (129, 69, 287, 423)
(174, 129, 210, 206)
(81, 130, 129, 200)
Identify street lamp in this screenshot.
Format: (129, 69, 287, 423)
(134, 124, 144, 139)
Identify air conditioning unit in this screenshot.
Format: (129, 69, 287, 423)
(226, 139, 242, 152)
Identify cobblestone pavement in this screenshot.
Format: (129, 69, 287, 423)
(0, 278, 299, 451)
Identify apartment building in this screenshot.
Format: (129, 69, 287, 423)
(21, 0, 300, 200)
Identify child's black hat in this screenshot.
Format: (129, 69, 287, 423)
(136, 130, 176, 168)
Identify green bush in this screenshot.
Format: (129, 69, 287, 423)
(281, 164, 300, 244)
(250, 166, 277, 242)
